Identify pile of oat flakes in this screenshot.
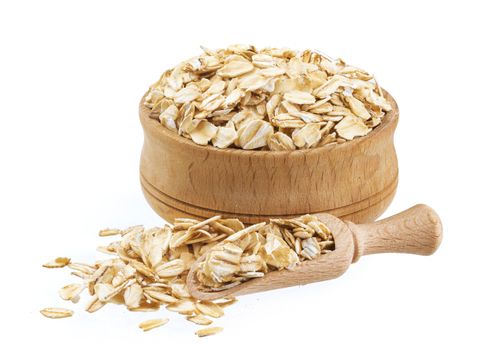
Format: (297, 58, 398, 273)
(144, 45, 392, 150)
(197, 215, 335, 291)
(42, 214, 334, 336)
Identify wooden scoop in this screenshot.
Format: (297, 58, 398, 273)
(187, 204, 442, 301)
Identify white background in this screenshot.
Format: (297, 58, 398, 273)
(1, 0, 483, 349)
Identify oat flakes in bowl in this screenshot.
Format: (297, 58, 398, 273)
(144, 45, 392, 151)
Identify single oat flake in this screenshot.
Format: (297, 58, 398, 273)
(42, 257, 71, 268)
(58, 283, 84, 302)
(139, 318, 169, 332)
(195, 326, 224, 337)
(144, 45, 391, 150)
(40, 307, 74, 319)
(187, 314, 213, 325)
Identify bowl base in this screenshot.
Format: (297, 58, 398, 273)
(141, 173, 397, 224)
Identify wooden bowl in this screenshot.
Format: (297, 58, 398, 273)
(139, 91, 399, 224)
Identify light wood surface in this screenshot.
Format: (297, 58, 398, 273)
(348, 204, 443, 262)
(187, 204, 443, 300)
(139, 91, 399, 224)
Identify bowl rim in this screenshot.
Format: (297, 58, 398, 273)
(139, 89, 399, 157)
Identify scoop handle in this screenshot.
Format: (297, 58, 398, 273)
(347, 204, 443, 262)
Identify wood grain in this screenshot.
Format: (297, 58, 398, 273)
(348, 204, 443, 262)
(187, 205, 443, 300)
(139, 90, 399, 224)
(140, 171, 398, 224)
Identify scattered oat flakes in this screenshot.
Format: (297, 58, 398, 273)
(42, 214, 333, 335)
